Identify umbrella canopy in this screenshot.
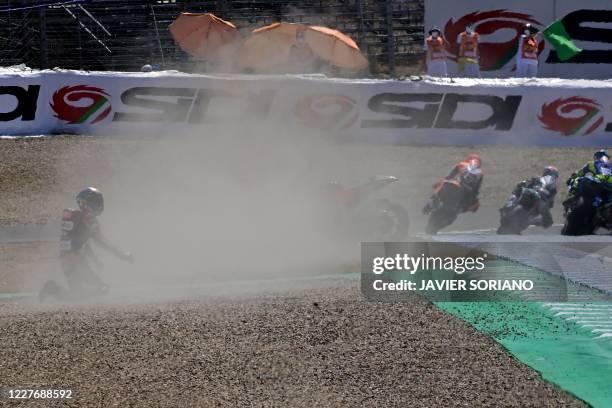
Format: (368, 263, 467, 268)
(238, 22, 307, 70)
(239, 22, 368, 70)
(169, 12, 240, 59)
(304, 26, 369, 69)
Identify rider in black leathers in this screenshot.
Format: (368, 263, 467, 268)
(39, 187, 133, 302)
(501, 166, 558, 229)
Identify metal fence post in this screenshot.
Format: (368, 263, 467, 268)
(150, 4, 165, 67)
(76, 7, 82, 70)
(39, 6, 48, 69)
(357, 0, 367, 55)
(385, 0, 395, 76)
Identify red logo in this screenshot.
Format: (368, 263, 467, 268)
(539, 96, 604, 136)
(444, 10, 544, 71)
(294, 95, 359, 131)
(50, 85, 112, 124)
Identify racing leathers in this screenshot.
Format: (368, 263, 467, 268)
(504, 175, 557, 228)
(565, 159, 609, 207)
(423, 158, 482, 214)
(443, 159, 482, 212)
(59, 209, 130, 297)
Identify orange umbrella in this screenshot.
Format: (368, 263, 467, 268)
(238, 22, 307, 69)
(239, 22, 368, 70)
(304, 26, 369, 69)
(169, 13, 240, 59)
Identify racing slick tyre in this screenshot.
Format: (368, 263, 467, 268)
(425, 208, 458, 235)
(497, 206, 529, 235)
(562, 201, 595, 236)
(379, 201, 410, 241)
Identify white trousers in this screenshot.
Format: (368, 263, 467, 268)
(427, 59, 447, 77)
(516, 62, 538, 77)
(462, 62, 481, 78)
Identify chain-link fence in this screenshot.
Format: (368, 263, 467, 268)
(0, 0, 424, 75)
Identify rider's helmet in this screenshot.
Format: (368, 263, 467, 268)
(76, 187, 104, 216)
(429, 26, 441, 37)
(594, 149, 609, 162)
(466, 23, 475, 34)
(543, 165, 559, 179)
(461, 155, 482, 187)
(523, 23, 538, 36)
(465, 153, 481, 167)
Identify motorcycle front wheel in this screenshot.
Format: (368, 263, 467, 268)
(425, 208, 458, 235)
(353, 200, 411, 241)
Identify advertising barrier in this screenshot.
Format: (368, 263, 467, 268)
(425, 0, 612, 79)
(1, 69, 612, 147)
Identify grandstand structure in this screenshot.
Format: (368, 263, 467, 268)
(0, 0, 424, 75)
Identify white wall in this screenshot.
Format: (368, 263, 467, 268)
(2, 69, 612, 146)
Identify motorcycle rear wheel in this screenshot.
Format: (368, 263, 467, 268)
(426, 208, 458, 235)
(562, 200, 595, 236)
(497, 206, 530, 235)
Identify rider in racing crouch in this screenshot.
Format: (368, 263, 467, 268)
(501, 166, 559, 229)
(422, 153, 483, 215)
(564, 149, 610, 209)
(39, 187, 133, 302)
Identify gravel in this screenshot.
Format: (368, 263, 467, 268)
(0, 286, 586, 407)
(0, 136, 592, 406)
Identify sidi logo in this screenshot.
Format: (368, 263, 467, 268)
(294, 95, 359, 130)
(444, 10, 544, 71)
(0, 85, 40, 121)
(362, 93, 522, 130)
(50, 85, 112, 125)
(113, 87, 275, 123)
(538, 96, 606, 136)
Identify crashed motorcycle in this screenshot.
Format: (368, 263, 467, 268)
(424, 168, 481, 235)
(497, 187, 544, 235)
(562, 174, 612, 235)
(324, 176, 410, 241)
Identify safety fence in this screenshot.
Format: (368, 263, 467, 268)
(0, 0, 425, 75)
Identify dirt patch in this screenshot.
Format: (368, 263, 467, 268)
(0, 287, 586, 407)
(0, 242, 60, 293)
(0, 136, 594, 225)
(0, 136, 592, 406)
(0, 136, 143, 225)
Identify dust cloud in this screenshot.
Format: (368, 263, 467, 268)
(94, 119, 367, 301)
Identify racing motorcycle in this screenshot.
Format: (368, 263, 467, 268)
(497, 185, 544, 235)
(323, 176, 410, 241)
(424, 166, 481, 235)
(562, 174, 612, 235)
